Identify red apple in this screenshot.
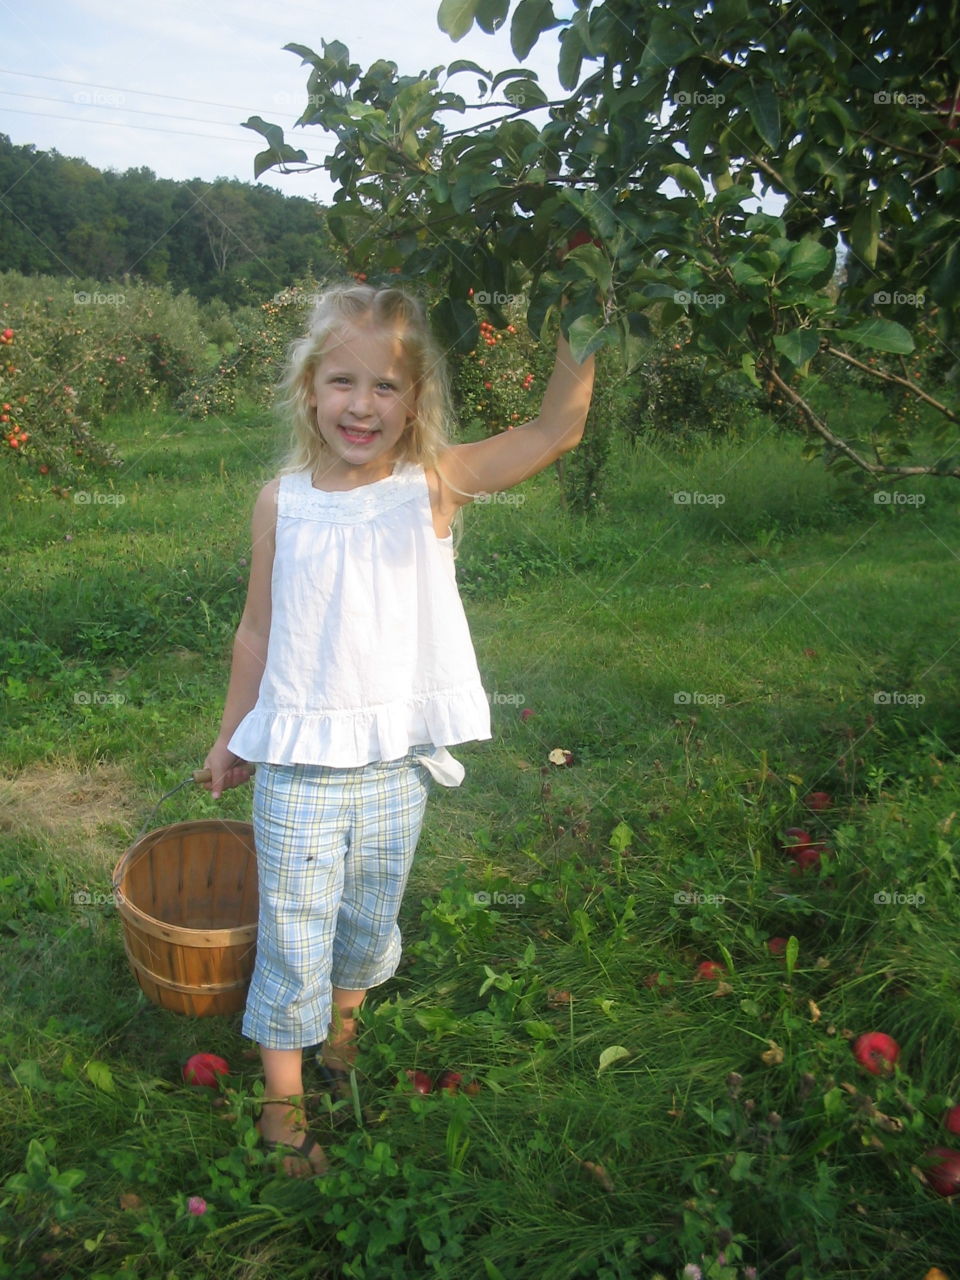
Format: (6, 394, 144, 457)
(694, 960, 725, 981)
(564, 229, 603, 254)
(790, 843, 826, 872)
(767, 937, 788, 956)
(464, 1080, 482, 1096)
(182, 1053, 229, 1088)
(520, 707, 535, 721)
(922, 1147, 960, 1196)
(852, 1031, 900, 1075)
(803, 791, 832, 811)
(943, 1105, 960, 1135)
(436, 1069, 462, 1093)
(405, 1069, 433, 1094)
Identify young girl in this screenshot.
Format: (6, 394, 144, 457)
(203, 283, 594, 1177)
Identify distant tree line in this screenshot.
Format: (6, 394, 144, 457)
(0, 135, 337, 305)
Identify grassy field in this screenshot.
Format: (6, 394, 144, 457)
(2, 397, 960, 1279)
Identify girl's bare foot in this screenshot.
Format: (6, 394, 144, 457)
(256, 1099, 328, 1178)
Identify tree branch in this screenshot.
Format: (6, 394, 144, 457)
(759, 359, 960, 478)
(823, 343, 958, 423)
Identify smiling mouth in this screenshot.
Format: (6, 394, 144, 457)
(339, 425, 378, 444)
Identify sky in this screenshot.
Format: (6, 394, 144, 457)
(1, 0, 566, 203)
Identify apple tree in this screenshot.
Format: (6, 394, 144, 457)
(244, 0, 960, 480)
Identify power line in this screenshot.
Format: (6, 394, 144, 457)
(0, 103, 272, 146)
(0, 86, 305, 129)
(0, 65, 289, 116)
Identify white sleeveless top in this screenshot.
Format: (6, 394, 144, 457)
(227, 462, 491, 774)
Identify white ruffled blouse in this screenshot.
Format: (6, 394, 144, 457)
(227, 463, 491, 781)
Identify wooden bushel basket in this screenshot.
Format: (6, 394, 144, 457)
(112, 818, 258, 1018)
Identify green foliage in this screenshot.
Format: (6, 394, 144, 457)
(250, 1, 960, 481)
(0, 274, 208, 480)
(0, 135, 336, 305)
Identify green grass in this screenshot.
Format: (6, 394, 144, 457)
(2, 402, 960, 1279)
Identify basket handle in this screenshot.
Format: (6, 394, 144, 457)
(193, 767, 256, 784)
(131, 766, 257, 844)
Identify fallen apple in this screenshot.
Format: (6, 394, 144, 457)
(852, 1031, 900, 1076)
(943, 1104, 960, 1135)
(782, 827, 813, 852)
(463, 1080, 482, 1096)
(436, 1069, 462, 1094)
(790, 843, 826, 872)
(405, 1069, 433, 1095)
(767, 937, 789, 957)
(921, 1147, 960, 1197)
(520, 707, 535, 722)
(182, 1053, 229, 1088)
(804, 791, 832, 811)
(694, 960, 726, 982)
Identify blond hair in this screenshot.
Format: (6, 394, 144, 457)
(275, 283, 454, 475)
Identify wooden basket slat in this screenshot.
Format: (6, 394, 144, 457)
(113, 820, 258, 1018)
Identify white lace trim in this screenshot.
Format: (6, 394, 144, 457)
(278, 464, 425, 525)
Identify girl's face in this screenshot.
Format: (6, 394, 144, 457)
(308, 323, 417, 486)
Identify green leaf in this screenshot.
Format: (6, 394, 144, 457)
(85, 1060, 116, 1094)
(739, 80, 780, 149)
(835, 318, 914, 354)
(598, 1045, 630, 1073)
(523, 1020, 557, 1040)
(609, 821, 633, 852)
(781, 238, 833, 282)
(850, 203, 880, 270)
(438, 0, 481, 40)
(662, 163, 705, 202)
(431, 296, 478, 356)
(447, 59, 492, 80)
(741, 352, 761, 387)
(774, 328, 821, 367)
(566, 314, 610, 363)
(785, 935, 799, 980)
(558, 25, 585, 90)
(476, 0, 510, 35)
(640, 14, 698, 72)
(511, 0, 558, 60)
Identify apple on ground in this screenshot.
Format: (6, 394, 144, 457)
(921, 1147, 960, 1196)
(852, 1031, 900, 1076)
(182, 1053, 229, 1088)
(404, 1069, 433, 1094)
(767, 937, 789, 957)
(694, 960, 726, 981)
(436, 1069, 462, 1094)
(943, 1104, 960, 1135)
(782, 827, 813, 852)
(789, 843, 827, 872)
(803, 791, 832, 811)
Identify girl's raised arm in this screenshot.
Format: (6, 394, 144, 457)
(436, 332, 595, 508)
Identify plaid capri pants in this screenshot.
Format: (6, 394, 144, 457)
(242, 750, 432, 1050)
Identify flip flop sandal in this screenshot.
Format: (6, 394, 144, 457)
(258, 1128, 328, 1175)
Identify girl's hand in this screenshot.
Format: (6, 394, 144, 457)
(201, 745, 253, 799)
